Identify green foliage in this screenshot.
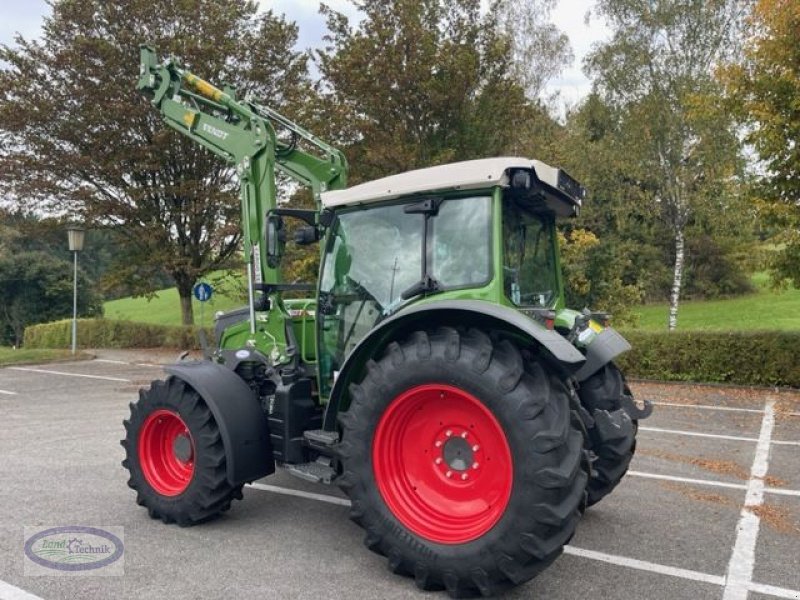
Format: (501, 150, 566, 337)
(721, 0, 800, 288)
(0, 0, 308, 324)
(559, 229, 642, 325)
(0, 238, 103, 346)
(24, 319, 209, 350)
(315, 0, 532, 182)
(581, 0, 750, 329)
(617, 330, 800, 387)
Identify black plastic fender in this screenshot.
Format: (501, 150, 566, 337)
(322, 299, 586, 429)
(574, 327, 632, 382)
(164, 361, 274, 485)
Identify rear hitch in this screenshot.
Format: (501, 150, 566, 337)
(621, 394, 653, 420)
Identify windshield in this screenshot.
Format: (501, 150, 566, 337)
(502, 199, 559, 308)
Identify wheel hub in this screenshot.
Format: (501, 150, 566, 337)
(442, 436, 472, 471)
(173, 434, 194, 463)
(138, 409, 195, 497)
(434, 426, 482, 481)
(372, 384, 513, 544)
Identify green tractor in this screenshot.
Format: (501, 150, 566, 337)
(122, 47, 651, 597)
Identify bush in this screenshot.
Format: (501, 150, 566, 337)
(24, 320, 799, 388)
(24, 319, 209, 350)
(616, 330, 800, 388)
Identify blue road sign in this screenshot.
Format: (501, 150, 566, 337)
(193, 282, 213, 302)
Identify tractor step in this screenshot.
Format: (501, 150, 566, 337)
(284, 458, 336, 485)
(303, 429, 340, 452)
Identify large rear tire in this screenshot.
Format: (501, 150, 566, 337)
(578, 363, 637, 506)
(337, 327, 588, 597)
(121, 377, 243, 526)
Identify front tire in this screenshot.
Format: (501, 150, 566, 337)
(121, 377, 243, 526)
(338, 327, 588, 597)
(578, 363, 637, 506)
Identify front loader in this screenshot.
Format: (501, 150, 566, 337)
(122, 47, 652, 597)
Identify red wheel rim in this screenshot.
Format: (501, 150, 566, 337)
(138, 409, 195, 496)
(372, 384, 513, 544)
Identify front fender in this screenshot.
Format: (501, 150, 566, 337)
(164, 361, 274, 485)
(573, 327, 632, 381)
(322, 299, 586, 429)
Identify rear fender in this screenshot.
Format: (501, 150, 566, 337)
(322, 300, 586, 430)
(164, 361, 274, 485)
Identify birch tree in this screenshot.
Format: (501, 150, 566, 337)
(586, 0, 746, 329)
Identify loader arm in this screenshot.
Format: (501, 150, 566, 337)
(137, 45, 347, 336)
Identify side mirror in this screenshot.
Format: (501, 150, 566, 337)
(266, 214, 285, 268)
(294, 226, 319, 246)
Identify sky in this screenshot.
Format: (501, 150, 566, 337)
(0, 0, 609, 109)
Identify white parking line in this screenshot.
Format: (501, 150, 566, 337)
(639, 426, 800, 446)
(639, 426, 761, 443)
(248, 480, 800, 598)
(0, 389, 17, 395)
(651, 401, 765, 414)
(749, 582, 800, 600)
(628, 470, 748, 491)
(0, 579, 45, 600)
(771, 439, 800, 447)
(628, 470, 800, 497)
(722, 399, 776, 600)
(7, 366, 131, 383)
(562, 546, 725, 585)
(93, 358, 129, 365)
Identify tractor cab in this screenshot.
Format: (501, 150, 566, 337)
(317, 157, 584, 395)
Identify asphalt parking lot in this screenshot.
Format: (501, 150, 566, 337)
(1, 353, 799, 600)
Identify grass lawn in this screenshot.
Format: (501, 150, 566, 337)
(103, 273, 245, 326)
(631, 273, 800, 331)
(0, 347, 90, 366)
(104, 270, 800, 333)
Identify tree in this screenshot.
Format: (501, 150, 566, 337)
(315, 0, 532, 182)
(492, 0, 573, 102)
(586, 0, 747, 329)
(0, 219, 103, 346)
(0, 0, 307, 324)
(722, 0, 800, 287)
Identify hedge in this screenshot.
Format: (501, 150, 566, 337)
(23, 320, 799, 387)
(24, 319, 208, 350)
(616, 330, 800, 388)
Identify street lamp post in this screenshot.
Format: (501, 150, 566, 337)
(67, 226, 86, 354)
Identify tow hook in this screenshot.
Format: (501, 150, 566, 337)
(621, 394, 653, 420)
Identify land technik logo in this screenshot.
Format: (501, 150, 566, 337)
(24, 526, 124, 576)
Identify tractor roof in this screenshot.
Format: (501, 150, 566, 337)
(320, 156, 584, 216)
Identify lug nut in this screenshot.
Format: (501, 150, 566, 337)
(472, 462, 479, 470)
(461, 473, 469, 481)
(461, 432, 468, 439)
(446, 470, 453, 478)
(435, 457, 442, 465)
(472, 445, 480, 452)
(435, 440, 443, 448)
(445, 430, 453, 437)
